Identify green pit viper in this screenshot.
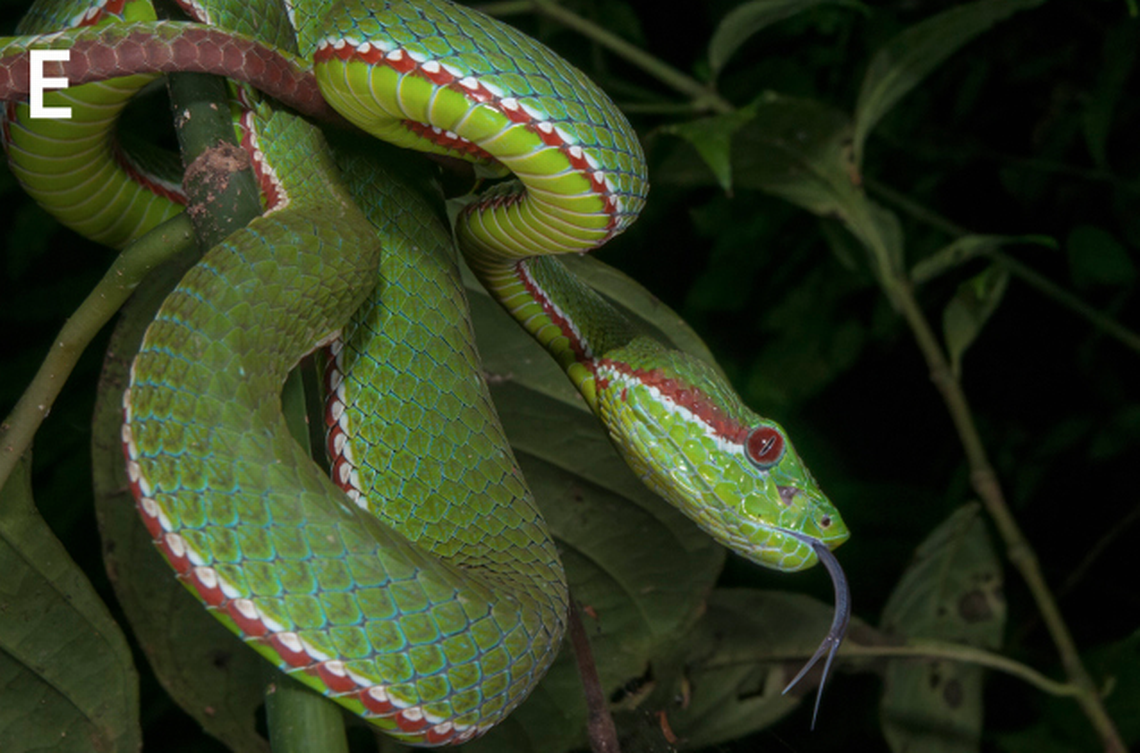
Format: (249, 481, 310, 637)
(0, 0, 850, 744)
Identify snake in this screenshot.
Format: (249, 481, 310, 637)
(0, 0, 851, 744)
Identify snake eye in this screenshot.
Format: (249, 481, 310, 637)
(746, 426, 785, 470)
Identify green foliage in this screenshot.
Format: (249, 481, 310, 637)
(942, 265, 1010, 378)
(879, 505, 1005, 753)
(2, 0, 1139, 752)
(0, 455, 140, 752)
(707, 0, 867, 76)
(851, 0, 1047, 166)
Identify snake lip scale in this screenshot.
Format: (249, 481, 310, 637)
(2, 0, 851, 744)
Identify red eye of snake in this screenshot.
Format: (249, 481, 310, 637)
(746, 426, 785, 470)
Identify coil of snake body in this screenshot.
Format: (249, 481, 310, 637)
(0, 0, 850, 745)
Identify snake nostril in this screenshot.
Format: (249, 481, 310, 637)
(820, 515, 832, 528)
(777, 486, 799, 507)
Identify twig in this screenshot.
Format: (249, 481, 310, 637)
(568, 599, 622, 753)
(1055, 501, 1140, 601)
(0, 213, 195, 492)
(867, 177, 1140, 356)
(840, 641, 1081, 698)
(265, 673, 350, 753)
(526, 0, 734, 114)
(988, 252, 1140, 355)
(885, 277, 1126, 753)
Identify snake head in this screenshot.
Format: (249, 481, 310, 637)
(595, 338, 848, 572)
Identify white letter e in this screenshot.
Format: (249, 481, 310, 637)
(30, 49, 71, 119)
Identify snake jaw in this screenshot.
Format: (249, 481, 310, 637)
(776, 527, 852, 730)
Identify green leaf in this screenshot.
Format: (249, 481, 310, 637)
(715, 93, 902, 278)
(942, 264, 1010, 378)
(1066, 225, 1137, 290)
(727, 94, 858, 208)
(879, 504, 1005, 753)
(0, 453, 140, 753)
(1083, 23, 1137, 170)
(911, 235, 1057, 285)
(852, 0, 1047, 166)
(655, 94, 859, 207)
(708, 0, 863, 75)
(658, 104, 758, 193)
(667, 589, 878, 750)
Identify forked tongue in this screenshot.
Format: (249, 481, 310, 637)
(777, 528, 851, 730)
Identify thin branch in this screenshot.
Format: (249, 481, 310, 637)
(568, 599, 621, 753)
(865, 176, 969, 237)
(885, 277, 1126, 753)
(265, 673, 350, 753)
(1055, 501, 1140, 601)
(988, 252, 1140, 355)
(852, 174, 1126, 749)
(0, 214, 195, 492)
(709, 639, 1082, 698)
(867, 177, 1140, 356)
(526, 0, 734, 114)
(841, 641, 1081, 698)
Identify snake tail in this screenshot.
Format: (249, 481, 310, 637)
(1, 0, 185, 247)
(0, 21, 331, 119)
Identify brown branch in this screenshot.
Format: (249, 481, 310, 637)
(568, 598, 621, 753)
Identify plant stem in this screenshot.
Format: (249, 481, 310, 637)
(167, 73, 262, 248)
(770, 640, 1081, 697)
(166, 71, 353, 748)
(265, 673, 350, 753)
(568, 598, 621, 753)
(0, 214, 195, 493)
(886, 277, 1126, 753)
(527, 0, 734, 114)
(988, 252, 1140, 355)
(867, 176, 1140, 356)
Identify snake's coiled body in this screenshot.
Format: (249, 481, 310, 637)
(1, 0, 850, 745)
(125, 107, 567, 743)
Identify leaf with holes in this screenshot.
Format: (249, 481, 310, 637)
(879, 504, 1005, 753)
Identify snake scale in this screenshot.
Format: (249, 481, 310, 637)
(0, 0, 850, 745)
